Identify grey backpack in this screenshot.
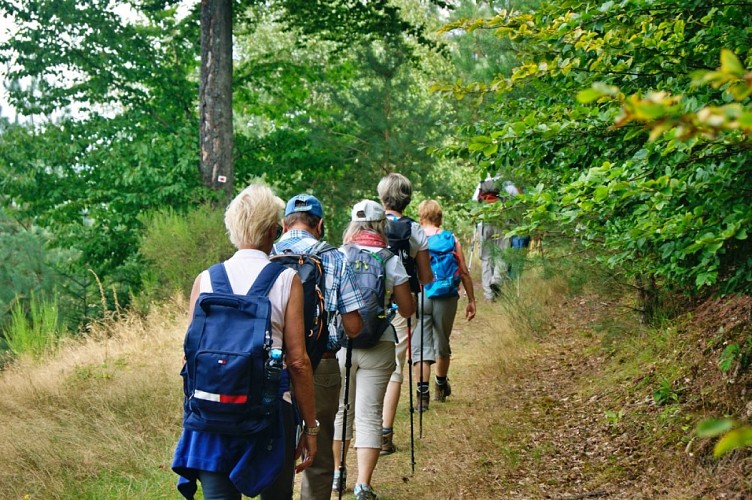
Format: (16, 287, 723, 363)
(338, 245, 395, 349)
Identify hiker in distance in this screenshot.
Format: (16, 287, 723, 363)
(332, 200, 416, 500)
(411, 200, 476, 408)
(472, 175, 521, 301)
(378, 173, 433, 453)
(172, 183, 318, 500)
(272, 194, 365, 500)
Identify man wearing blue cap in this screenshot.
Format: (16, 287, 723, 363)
(273, 194, 364, 500)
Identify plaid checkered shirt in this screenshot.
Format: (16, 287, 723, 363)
(273, 229, 364, 351)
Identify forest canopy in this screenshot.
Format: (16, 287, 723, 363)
(0, 0, 750, 334)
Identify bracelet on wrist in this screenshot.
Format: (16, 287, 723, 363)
(303, 419, 320, 436)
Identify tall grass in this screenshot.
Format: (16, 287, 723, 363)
(4, 294, 65, 360)
(0, 295, 187, 499)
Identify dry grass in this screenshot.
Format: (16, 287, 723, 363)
(0, 297, 187, 499)
(326, 270, 561, 499)
(3, 258, 748, 499)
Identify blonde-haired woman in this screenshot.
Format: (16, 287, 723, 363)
(332, 200, 415, 500)
(411, 199, 476, 410)
(172, 183, 318, 500)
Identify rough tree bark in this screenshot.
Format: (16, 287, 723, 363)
(199, 0, 234, 199)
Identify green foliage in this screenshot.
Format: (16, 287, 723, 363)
(0, 1, 209, 320)
(697, 418, 752, 458)
(233, 3, 468, 242)
(653, 378, 680, 406)
(139, 205, 236, 298)
(604, 409, 624, 429)
(0, 210, 57, 328)
(717, 337, 752, 374)
(435, 0, 752, 299)
(3, 293, 65, 359)
(277, 0, 447, 51)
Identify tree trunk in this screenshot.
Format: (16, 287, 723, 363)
(636, 273, 658, 325)
(199, 0, 233, 199)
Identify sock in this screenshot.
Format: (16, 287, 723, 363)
(436, 376, 447, 385)
(417, 382, 429, 394)
(382, 427, 392, 435)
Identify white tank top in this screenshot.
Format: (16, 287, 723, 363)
(199, 249, 296, 350)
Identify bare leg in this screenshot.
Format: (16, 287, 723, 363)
(332, 439, 351, 472)
(356, 448, 381, 486)
(435, 356, 450, 378)
(381, 381, 401, 428)
(412, 361, 431, 383)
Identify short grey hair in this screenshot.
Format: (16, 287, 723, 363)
(224, 183, 284, 249)
(377, 173, 412, 212)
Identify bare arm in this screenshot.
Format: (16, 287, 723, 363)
(392, 282, 416, 318)
(282, 274, 317, 471)
(340, 310, 364, 339)
(415, 248, 434, 285)
(187, 274, 201, 321)
(455, 240, 476, 321)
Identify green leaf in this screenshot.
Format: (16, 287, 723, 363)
(577, 88, 604, 104)
(714, 427, 752, 457)
(697, 418, 735, 438)
(720, 49, 744, 77)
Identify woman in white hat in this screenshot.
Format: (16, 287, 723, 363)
(331, 200, 415, 500)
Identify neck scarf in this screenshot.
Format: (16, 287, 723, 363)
(349, 230, 386, 248)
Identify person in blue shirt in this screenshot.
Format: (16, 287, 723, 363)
(274, 194, 365, 500)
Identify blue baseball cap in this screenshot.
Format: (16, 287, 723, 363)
(285, 194, 324, 218)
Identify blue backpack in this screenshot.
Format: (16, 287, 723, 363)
(181, 262, 286, 436)
(338, 245, 395, 349)
(424, 231, 461, 299)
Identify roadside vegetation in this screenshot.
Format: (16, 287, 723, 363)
(1, 244, 749, 498)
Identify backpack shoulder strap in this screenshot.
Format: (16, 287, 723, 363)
(246, 262, 287, 297)
(309, 240, 336, 256)
(375, 248, 394, 264)
(208, 263, 233, 294)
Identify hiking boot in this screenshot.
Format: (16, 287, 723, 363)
(434, 380, 452, 402)
(332, 468, 346, 493)
(354, 483, 378, 500)
(380, 430, 396, 455)
(414, 390, 430, 412)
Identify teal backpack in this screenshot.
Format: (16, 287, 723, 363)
(424, 231, 461, 299)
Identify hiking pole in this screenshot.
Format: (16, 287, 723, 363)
(338, 342, 353, 500)
(419, 288, 425, 439)
(406, 316, 416, 475)
(468, 222, 478, 272)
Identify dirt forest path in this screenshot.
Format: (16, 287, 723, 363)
(320, 277, 743, 499)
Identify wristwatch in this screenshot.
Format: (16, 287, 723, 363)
(303, 420, 320, 436)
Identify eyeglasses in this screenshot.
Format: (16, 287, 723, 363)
(274, 223, 283, 240)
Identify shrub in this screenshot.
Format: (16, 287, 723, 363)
(139, 205, 235, 299)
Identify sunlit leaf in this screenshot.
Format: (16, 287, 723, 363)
(713, 427, 752, 457)
(720, 49, 744, 77)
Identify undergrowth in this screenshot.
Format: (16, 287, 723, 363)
(1, 244, 749, 498)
